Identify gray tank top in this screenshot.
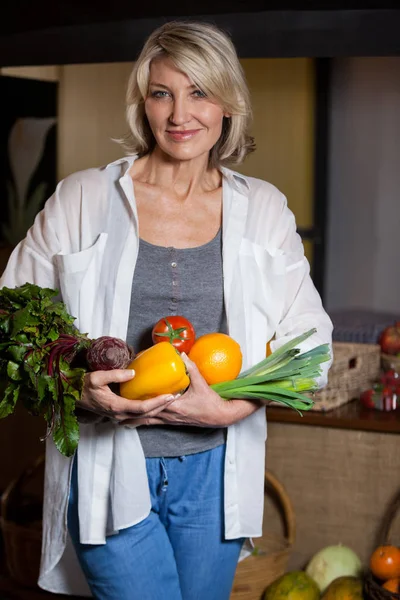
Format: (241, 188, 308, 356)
(126, 229, 227, 457)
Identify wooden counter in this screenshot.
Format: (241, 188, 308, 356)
(267, 399, 400, 434)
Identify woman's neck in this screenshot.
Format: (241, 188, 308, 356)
(131, 148, 222, 200)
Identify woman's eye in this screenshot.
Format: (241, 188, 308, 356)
(192, 89, 207, 98)
(150, 90, 170, 98)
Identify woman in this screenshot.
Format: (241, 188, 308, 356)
(0, 21, 333, 600)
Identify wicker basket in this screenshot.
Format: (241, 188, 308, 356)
(364, 485, 400, 600)
(311, 342, 381, 412)
(381, 352, 400, 374)
(0, 455, 44, 589)
(231, 470, 295, 600)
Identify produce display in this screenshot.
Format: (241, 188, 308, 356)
(0, 283, 330, 457)
(359, 370, 399, 411)
(369, 544, 400, 592)
(356, 320, 400, 411)
(305, 545, 363, 593)
(262, 546, 364, 600)
(320, 576, 362, 600)
(261, 542, 400, 600)
(383, 578, 400, 595)
(263, 571, 320, 600)
(379, 323, 400, 356)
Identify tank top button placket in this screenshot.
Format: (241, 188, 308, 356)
(169, 247, 179, 314)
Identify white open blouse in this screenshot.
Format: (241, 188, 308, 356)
(0, 156, 333, 596)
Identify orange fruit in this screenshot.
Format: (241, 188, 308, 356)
(263, 571, 320, 600)
(370, 546, 400, 580)
(188, 332, 242, 385)
(382, 577, 400, 594)
(321, 576, 363, 600)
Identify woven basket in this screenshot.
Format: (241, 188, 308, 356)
(0, 455, 44, 589)
(364, 486, 400, 600)
(381, 352, 400, 374)
(230, 470, 295, 600)
(311, 342, 381, 412)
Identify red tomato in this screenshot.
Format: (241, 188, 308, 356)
(152, 316, 196, 353)
(360, 389, 376, 409)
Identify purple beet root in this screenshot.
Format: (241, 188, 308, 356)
(86, 336, 134, 371)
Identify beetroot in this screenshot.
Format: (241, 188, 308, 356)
(86, 336, 134, 371)
(0, 282, 136, 458)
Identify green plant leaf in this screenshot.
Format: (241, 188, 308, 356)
(7, 360, 21, 381)
(52, 393, 80, 457)
(0, 382, 20, 418)
(0, 283, 88, 456)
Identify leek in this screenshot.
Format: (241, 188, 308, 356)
(211, 328, 330, 414)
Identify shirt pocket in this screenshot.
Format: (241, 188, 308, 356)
(245, 239, 305, 276)
(55, 232, 108, 334)
(233, 240, 283, 364)
(238, 238, 291, 327)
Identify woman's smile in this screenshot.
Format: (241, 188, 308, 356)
(166, 128, 203, 142)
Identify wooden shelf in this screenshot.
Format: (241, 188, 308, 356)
(267, 399, 400, 433)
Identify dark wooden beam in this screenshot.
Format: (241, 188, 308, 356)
(3, 3, 400, 37)
(1, 9, 400, 67)
(311, 58, 332, 300)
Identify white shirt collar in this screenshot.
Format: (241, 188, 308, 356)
(105, 155, 249, 195)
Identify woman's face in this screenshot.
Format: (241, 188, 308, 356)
(144, 57, 227, 163)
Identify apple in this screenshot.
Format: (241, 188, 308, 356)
(379, 322, 400, 355)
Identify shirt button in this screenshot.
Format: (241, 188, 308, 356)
(171, 262, 177, 268)
(172, 281, 178, 286)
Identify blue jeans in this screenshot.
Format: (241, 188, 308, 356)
(68, 444, 244, 600)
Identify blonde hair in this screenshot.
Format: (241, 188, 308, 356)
(121, 21, 255, 167)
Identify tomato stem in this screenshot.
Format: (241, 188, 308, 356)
(156, 319, 193, 342)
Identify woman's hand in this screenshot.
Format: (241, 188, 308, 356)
(123, 354, 262, 428)
(76, 369, 176, 423)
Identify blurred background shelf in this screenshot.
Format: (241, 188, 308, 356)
(267, 400, 400, 434)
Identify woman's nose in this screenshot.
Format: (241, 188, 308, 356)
(169, 97, 190, 125)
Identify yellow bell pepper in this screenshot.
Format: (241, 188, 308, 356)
(266, 334, 275, 357)
(120, 342, 190, 400)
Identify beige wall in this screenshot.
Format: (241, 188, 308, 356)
(0, 65, 60, 81)
(57, 62, 133, 179)
(238, 59, 315, 229)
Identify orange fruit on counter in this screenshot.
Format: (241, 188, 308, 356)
(321, 576, 363, 600)
(188, 332, 242, 385)
(382, 577, 400, 594)
(263, 571, 320, 600)
(370, 545, 400, 580)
